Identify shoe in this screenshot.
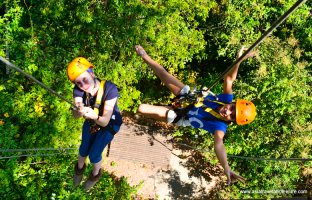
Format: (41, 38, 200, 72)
(84, 168, 103, 191)
(73, 163, 86, 187)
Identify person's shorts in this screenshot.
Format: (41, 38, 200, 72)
(167, 85, 191, 127)
(79, 121, 120, 163)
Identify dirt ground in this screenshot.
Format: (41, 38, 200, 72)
(102, 114, 227, 199)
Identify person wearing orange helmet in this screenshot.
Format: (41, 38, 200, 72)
(67, 57, 122, 191)
(135, 45, 257, 185)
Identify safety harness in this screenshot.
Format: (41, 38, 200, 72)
(171, 91, 225, 123)
(93, 80, 106, 116)
(87, 80, 106, 134)
(194, 97, 224, 120)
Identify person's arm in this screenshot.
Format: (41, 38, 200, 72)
(214, 130, 246, 184)
(82, 97, 117, 127)
(223, 46, 257, 94)
(95, 97, 117, 127)
(214, 130, 230, 173)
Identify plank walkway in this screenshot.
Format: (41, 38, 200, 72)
(102, 121, 222, 199)
(107, 123, 172, 167)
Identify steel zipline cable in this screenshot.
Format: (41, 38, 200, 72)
(0, 56, 78, 109)
(1, 143, 311, 161)
(0, 147, 77, 153)
(205, 0, 308, 92)
(0, 147, 78, 160)
(176, 142, 312, 162)
(0, 153, 77, 160)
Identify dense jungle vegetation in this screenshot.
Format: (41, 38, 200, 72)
(0, 0, 311, 199)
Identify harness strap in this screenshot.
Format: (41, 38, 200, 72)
(89, 80, 106, 134)
(171, 90, 227, 121)
(93, 80, 106, 115)
(194, 97, 225, 120)
(203, 107, 223, 120)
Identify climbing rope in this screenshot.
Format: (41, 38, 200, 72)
(176, 142, 312, 162)
(0, 56, 78, 109)
(0, 146, 115, 160)
(0, 147, 76, 152)
(206, 0, 308, 92)
(0, 152, 76, 160)
(0, 147, 77, 160)
(4, 3, 10, 75)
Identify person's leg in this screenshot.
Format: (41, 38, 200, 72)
(90, 124, 120, 175)
(74, 121, 93, 186)
(92, 160, 102, 176)
(84, 127, 115, 191)
(78, 121, 95, 164)
(137, 104, 171, 122)
(73, 160, 86, 187)
(88, 129, 114, 170)
(135, 45, 185, 96)
(78, 155, 87, 169)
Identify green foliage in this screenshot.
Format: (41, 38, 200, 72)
(0, 156, 139, 199)
(220, 36, 311, 198)
(0, 0, 311, 199)
(171, 1, 311, 199)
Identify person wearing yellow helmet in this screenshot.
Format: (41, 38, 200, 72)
(67, 57, 122, 191)
(135, 45, 257, 185)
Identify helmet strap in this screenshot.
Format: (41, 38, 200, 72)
(93, 78, 98, 90)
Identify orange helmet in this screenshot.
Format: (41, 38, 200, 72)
(67, 57, 94, 82)
(236, 99, 256, 125)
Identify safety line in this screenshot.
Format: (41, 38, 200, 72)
(0, 56, 78, 109)
(4, 3, 10, 75)
(0, 152, 76, 160)
(206, 0, 308, 91)
(0, 148, 76, 153)
(176, 142, 312, 162)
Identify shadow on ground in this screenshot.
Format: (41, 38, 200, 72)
(122, 111, 227, 199)
(157, 167, 227, 200)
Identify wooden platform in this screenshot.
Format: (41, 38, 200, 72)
(107, 123, 173, 168)
(102, 122, 222, 199)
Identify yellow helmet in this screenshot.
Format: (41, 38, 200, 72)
(67, 57, 94, 82)
(236, 99, 256, 125)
